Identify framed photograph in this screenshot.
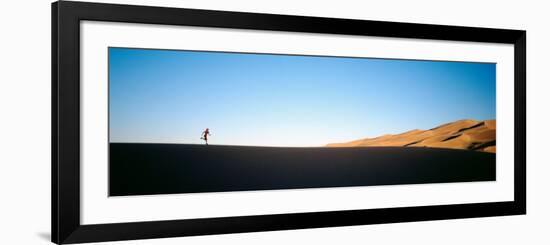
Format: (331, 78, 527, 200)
(52, 1, 526, 244)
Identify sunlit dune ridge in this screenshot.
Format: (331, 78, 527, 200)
(326, 119, 496, 153)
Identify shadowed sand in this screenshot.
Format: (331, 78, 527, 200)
(327, 119, 496, 153)
(110, 143, 496, 196)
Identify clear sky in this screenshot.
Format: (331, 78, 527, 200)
(109, 47, 496, 147)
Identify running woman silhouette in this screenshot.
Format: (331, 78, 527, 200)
(201, 128, 211, 145)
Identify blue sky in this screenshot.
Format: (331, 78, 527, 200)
(109, 47, 496, 146)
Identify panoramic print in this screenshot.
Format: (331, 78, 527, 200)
(108, 47, 496, 196)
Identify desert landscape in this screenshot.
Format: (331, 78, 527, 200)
(108, 48, 498, 196)
(327, 119, 496, 153)
(109, 119, 497, 196)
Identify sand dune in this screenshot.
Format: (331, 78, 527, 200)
(110, 143, 495, 196)
(327, 119, 496, 153)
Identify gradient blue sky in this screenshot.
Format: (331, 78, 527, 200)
(109, 47, 496, 146)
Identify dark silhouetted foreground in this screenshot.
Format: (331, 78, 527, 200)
(109, 143, 496, 196)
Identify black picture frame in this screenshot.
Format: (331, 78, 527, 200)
(52, 1, 526, 244)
